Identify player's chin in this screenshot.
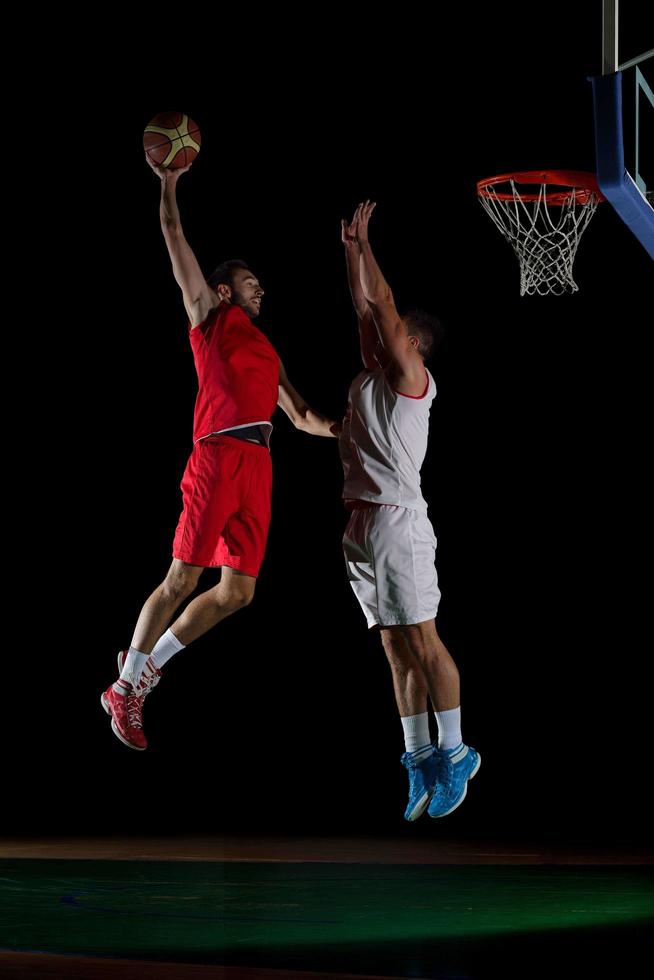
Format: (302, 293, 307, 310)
(248, 303, 261, 318)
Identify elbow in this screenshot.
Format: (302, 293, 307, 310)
(367, 286, 393, 307)
(162, 220, 182, 238)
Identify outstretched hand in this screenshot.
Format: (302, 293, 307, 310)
(353, 200, 376, 244)
(341, 200, 376, 247)
(145, 153, 192, 181)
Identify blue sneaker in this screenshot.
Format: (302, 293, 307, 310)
(427, 743, 481, 818)
(400, 745, 439, 821)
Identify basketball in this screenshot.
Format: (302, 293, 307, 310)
(143, 112, 201, 170)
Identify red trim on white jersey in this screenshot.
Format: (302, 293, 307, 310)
(392, 370, 430, 399)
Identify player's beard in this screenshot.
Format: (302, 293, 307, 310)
(234, 292, 260, 318)
(235, 297, 259, 320)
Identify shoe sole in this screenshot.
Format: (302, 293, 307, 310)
(429, 752, 481, 819)
(100, 691, 146, 752)
(405, 790, 433, 822)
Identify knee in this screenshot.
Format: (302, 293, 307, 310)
(380, 628, 410, 665)
(380, 630, 399, 655)
(221, 583, 255, 612)
(161, 571, 198, 603)
(401, 624, 448, 663)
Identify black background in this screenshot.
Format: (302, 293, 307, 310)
(12, 5, 652, 849)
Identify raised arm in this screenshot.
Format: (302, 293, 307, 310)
(145, 155, 219, 328)
(278, 362, 341, 438)
(341, 210, 382, 370)
(353, 201, 423, 380)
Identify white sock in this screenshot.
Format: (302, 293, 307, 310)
(434, 706, 462, 751)
(401, 712, 432, 758)
(150, 628, 186, 670)
(117, 647, 150, 690)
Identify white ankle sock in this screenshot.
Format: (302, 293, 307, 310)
(150, 628, 186, 670)
(118, 647, 150, 689)
(401, 712, 432, 756)
(434, 706, 462, 750)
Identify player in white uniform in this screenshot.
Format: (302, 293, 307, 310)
(339, 201, 480, 820)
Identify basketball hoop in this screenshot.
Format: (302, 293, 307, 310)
(477, 170, 604, 296)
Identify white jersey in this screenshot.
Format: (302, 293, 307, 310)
(339, 366, 436, 513)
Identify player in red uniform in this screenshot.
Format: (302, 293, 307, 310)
(101, 158, 339, 750)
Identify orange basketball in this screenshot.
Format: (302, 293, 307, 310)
(143, 112, 201, 170)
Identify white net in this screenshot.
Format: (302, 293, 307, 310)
(478, 180, 601, 296)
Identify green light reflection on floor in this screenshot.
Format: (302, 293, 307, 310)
(1, 861, 653, 957)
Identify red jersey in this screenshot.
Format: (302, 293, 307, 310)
(188, 303, 280, 444)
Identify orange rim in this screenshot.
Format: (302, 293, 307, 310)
(477, 170, 604, 204)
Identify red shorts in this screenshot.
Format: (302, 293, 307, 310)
(172, 436, 272, 577)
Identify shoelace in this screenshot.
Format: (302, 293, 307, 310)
(125, 692, 144, 729)
(135, 666, 160, 696)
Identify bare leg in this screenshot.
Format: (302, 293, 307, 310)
(379, 627, 430, 716)
(398, 619, 460, 711)
(131, 558, 205, 654)
(106, 565, 257, 751)
(169, 567, 256, 646)
(130, 562, 256, 655)
(398, 621, 478, 817)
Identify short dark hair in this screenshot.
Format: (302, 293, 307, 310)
(206, 259, 250, 291)
(402, 308, 445, 360)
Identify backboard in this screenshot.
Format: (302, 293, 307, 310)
(590, 1, 654, 259)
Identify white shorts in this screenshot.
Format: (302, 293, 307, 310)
(342, 504, 441, 628)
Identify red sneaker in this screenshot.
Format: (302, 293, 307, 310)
(101, 681, 147, 751)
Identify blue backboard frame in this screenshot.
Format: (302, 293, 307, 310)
(590, 69, 654, 261)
